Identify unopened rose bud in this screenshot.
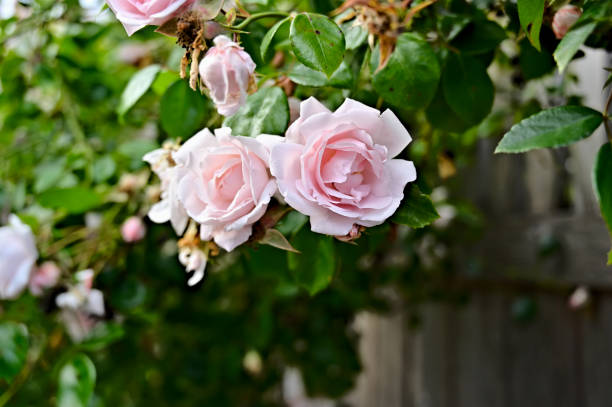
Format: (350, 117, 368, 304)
(121, 216, 146, 243)
(568, 285, 590, 310)
(29, 261, 61, 296)
(199, 35, 256, 116)
(552, 5, 582, 39)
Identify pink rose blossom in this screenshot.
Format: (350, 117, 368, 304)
(175, 127, 280, 251)
(552, 5, 582, 39)
(121, 216, 146, 243)
(270, 97, 416, 236)
(29, 261, 61, 296)
(106, 0, 196, 36)
(0, 215, 38, 299)
(199, 35, 256, 116)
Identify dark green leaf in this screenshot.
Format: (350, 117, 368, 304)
(391, 186, 439, 228)
(223, 87, 289, 137)
(288, 228, 335, 295)
(0, 322, 28, 383)
(160, 80, 207, 139)
(372, 33, 440, 110)
(117, 65, 160, 117)
(38, 187, 102, 214)
(442, 53, 493, 125)
(289, 61, 353, 88)
(495, 105, 603, 153)
(261, 17, 291, 61)
(593, 142, 612, 264)
(57, 354, 96, 407)
(553, 20, 597, 72)
(290, 13, 345, 77)
(518, 0, 545, 50)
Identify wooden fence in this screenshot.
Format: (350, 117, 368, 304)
(345, 50, 612, 407)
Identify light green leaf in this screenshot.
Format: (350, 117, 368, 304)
(289, 61, 352, 88)
(223, 87, 289, 137)
(372, 33, 440, 110)
(0, 322, 28, 383)
(160, 80, 207, 139)
(38, 187, 102, 214)
(495, 106, 603, 153)
(117, 64, 160, 117)
(288, 230, 335, 295)
(57, 354, 96, 407)
(290, 13, 345, 77)
(442, 53, 493, 125)
(593, 142, 612, 264)
(392, 186, 439, 228)
(261, 17, 291, 61)
(517, 0, 545, 51)
(553, 21, 597, 73)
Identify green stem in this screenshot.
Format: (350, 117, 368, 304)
(228, 11, 290, 30)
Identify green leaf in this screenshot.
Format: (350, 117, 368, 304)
(160, 80, 207, 139)
(553, 21, 597, 73)
(57, 354, 96, 407)
(495, 106, 603, 153)
(117, 64, 160, 117)
(38, 187, 102, 214)
(517, 0, 545, 51)
(91, 155, 116, 183)
(288, 229, 335, 295)
(0, 322, 28, 383)
(372, 33, 440, 110)
(442, 53, 493, 125)
(261, 17, 291, 61)
(289, 61, 353, 88)
(391, 186, 439, 228)
(593, 142, 612, 264)
(223, 87, 289, 137)
(290, 13, 345, 77)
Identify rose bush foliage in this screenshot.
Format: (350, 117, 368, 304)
(0, 0, 611, 405)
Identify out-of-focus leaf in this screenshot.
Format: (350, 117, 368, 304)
(289, 61, 352, 88)
(223, 87, 289, 137)
(57, 354, 96, 407)
(593, 142, 612, 264)
(288, 229, 335, 295)
(117, 65, 160, 117)
(290, 13, 345, 77)
(517, 0, 545, 50)
(38, 187, 102, 214)
(392, 186, 439, 228)
(160, 80, 207, 139)
(0, 322, 28, 383)
(372, 33, 440, 110)
(495, 106, 603, 153)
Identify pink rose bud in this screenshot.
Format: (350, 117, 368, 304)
(121, 216, 146, 243)
(106, 0, 196, 36)
(0, 215, 38, 299)
(29, 261, 61, 296)
(552, 5, 582, 39)
(270, 97, 416, 236)
(199, 35, 256, 116)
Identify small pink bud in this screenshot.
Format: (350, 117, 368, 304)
(121, 216, 146, 243)
(29, 261, 60, 296)
(553, 5, 582, 39)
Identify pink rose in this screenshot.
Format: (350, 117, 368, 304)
(199, 35, 256, 116)
(175, 127, 280, 251)
(121, 216, 147, 243)
(270, 97, 416, 236)
(29, 261, 61, 296)
(552, 5, 582, 39)
(106, 0, 196, 36)
(0, 215, 38, 299)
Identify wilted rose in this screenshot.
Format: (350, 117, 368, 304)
(270, 97, 416, 236)
(199, 35, 256, 116)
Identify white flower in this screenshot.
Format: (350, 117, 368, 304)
(0, 214, 38, 300)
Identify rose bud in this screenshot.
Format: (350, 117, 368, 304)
(199, 35, 256, 116)
(121, 216, 147, 243)
(552, 5, 582, 39)
(106, 0, 196, 36)
(29, 261, 61, 296)
(0, 215, 38, 299)
(270, 97, 416, 236)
